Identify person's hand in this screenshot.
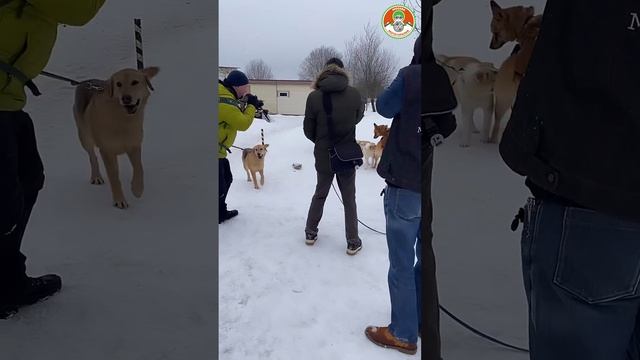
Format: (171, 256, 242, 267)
(246, 94, 261, 108)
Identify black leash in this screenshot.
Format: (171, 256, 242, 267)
(330, 182, 386, 235)
(439, 305, 529, 353)
(40, 71, 81, 85)
(330, 181, 529, 353)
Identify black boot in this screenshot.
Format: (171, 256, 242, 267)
(219, 210, 239, 224)
(0, 274, 62, 319)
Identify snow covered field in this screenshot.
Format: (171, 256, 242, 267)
(0, 1, 218, 359)
(219, 110, 531, 359)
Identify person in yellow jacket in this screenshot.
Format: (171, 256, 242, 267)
(0, 0, 105, 319)
(218, 70, 261, 224)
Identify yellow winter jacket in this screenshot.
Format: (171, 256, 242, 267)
(218, 82, 255, 158)
(0, 0, 106, 111)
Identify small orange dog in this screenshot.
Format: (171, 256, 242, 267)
(489, 0, 542, 143)
(372, 124, 390, 168)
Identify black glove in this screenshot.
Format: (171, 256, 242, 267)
(431, 112, 457, 139)
(422, 112, 457, 148)
(246, 94, 262, 108)
(423, 123, 444, 148)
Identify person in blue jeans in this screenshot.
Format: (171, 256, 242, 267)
(364, 12, 456, 356)
(500, 0, 640, 359)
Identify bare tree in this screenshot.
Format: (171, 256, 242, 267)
(245, 59, 274, 80)
(298, 46, 342, 80)
(402, 0, 421, 33)
(345, 23, 398, 112)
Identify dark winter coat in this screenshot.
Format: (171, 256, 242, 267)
(376, 7, 457, 193)
(499, 0, 640, 221)
(303, 65, 365, 174)
(376, 63, 421, 192)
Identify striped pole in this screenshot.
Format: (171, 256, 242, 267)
(134, 18, 144, 70)
(261, 129, 264, 145)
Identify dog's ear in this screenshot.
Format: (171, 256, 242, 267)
(142, 66, 160, 79)
(142, 66, 159, 91)
(526, 6, 535, 17)
(490, 0, 502, 16)
(264, 144, 269, 148)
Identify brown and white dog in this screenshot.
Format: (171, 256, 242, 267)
(73, 67, 159, 209)
(372, 124, 390, 168)
(242, 144, 269, 189)
(357, 140, 377, 168)
(489, 0, 541, 143)
(457, 62, 498, 147)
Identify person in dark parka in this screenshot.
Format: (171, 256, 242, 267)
(303, 58, 365, 255)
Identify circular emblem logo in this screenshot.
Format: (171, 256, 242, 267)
(382, 4, 416, 39)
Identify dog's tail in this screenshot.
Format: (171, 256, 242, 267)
(242, 148, 251, 160)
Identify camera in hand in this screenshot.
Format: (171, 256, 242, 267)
(246, 94, 263, 109)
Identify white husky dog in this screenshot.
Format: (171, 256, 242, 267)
(437, 55, 498, 147)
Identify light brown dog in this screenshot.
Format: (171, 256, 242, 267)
(489, 0, 541, 143)
(357, 140, 377, 168)
(436, 54, 482, 86)
(373, 124, 390, 168)
(436, 55, 499, 145)
(73, 67, 160, 209)
(242, 144, 269, 189)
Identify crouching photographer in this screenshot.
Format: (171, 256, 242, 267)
(218, 70, 263, 224)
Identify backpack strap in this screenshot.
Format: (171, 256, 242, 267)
(321, 91, 337, 147)
(0, 61, 41, 96)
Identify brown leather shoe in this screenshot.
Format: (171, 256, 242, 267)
(365, 326, 417, 355)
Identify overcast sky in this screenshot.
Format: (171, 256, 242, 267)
(219, 0, 419, 80)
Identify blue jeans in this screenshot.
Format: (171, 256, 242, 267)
(522, 198, 640, 360)
(384, 185, 422, 344)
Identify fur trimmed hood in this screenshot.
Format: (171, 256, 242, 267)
(312, 64, 350, 92)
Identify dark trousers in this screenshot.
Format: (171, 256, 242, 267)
(522, 198, 640, 360)
(305, 169, 359, 244)
(0, 111, 44, 298)
(219, 158, 233, 217)
(421, 151, 442, 360)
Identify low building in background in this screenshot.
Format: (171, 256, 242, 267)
(249, 79, 313, 116)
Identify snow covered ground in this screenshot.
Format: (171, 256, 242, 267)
(0, 1, 218, 359)
(219, 110, 531, 359)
